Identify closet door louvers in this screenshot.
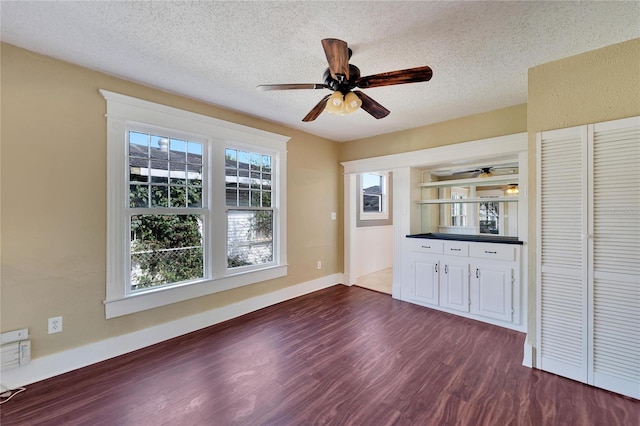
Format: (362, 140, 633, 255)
(538, 116, 640, 399)
(590, 118, 640, 397)
(537, 126, 589, 383)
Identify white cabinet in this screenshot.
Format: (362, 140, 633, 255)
(537, 116, 640, 399)
(403, 238, 521, 330)
(409, 253, 440, 306)
(405, 239, 442, 306)
(440, 261, 470, 312)
(471, 263, 513, 322)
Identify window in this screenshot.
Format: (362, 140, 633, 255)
(477, 188, 513, 236)
(451, 192, 467, 227)
(102, 90, 289, 318)
(479, 200, 499, 234)
(128, 130, 206, 291)
(360, 172, 389, 220)
(438, 186, 475, 233)
(449, 187, 469, 227)
(225, 148, 273, 268)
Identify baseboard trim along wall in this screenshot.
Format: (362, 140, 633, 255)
(522, 339, 535, 368)
(1, 274, 344, 389)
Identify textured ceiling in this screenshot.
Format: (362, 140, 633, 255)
(2, 1, 639, 142)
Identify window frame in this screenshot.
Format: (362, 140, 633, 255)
(359, 172, 389, 221)
(102, 90, 289, 319)
(126, 124, 210, 295)
(224, 144, 278, 272)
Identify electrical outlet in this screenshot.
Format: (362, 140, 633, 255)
(48, 316, 63, 334)
(317, 261, 322, 270)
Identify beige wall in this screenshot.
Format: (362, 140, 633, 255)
(4, 36, 636, 364)
(526, 38, 640, 347)
(339, 104, 527, 162)
(1, 43, 342, 357)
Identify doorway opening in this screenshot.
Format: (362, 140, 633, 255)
(352, 171, 393, 295)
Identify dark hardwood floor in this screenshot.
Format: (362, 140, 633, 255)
(1, 285, 638, 425)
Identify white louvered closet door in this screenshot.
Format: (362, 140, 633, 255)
(590, 117, 640, 398)
(537, 116, 640, 399)
(537, 125, 589, 383)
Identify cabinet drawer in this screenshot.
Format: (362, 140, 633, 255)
(406, 238, 443, 254)
(469, 243, 515, 261)
(443, 241, 469, 256)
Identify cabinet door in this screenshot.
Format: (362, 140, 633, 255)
(410, 254, 439, 306)
(471, 263, 512, 322)
(440, 260, 469, 312)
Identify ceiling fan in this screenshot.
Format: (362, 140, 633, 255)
(257, 38, 433, 122)
(453, 166, 518, 178)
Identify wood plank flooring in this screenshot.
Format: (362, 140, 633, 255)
(1, 285, 638, 425)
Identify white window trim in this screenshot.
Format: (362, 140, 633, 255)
(359, 172, 389, 221)
(101, 90, 289, 319)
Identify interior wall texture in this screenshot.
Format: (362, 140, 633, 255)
(0, 43, 342, 358)
(526, 38, 640, 349)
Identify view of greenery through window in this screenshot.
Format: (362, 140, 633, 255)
(130, 213, 203, 290)
(128, 131, 205, 291)
(127, 131, 276, 291)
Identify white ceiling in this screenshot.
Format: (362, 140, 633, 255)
(2, 1, 639, 142)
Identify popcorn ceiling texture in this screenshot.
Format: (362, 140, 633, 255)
(1, 1, 638, 142)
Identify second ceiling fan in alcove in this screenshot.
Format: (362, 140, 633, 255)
(257, 38, 433, 121)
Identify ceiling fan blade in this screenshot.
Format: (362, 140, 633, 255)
(353, 91, 390, 119)
(257, 83, 329, 91)
(356, 66, 433, 88)
(302, 94, 331, 122)
(321, 38, 349, 81)
(453, 168, 480, 175)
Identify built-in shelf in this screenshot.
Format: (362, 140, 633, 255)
(419, 174, 519, 188)
(416, 197, 519, 204)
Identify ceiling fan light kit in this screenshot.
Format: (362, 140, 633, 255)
(505, 184, 519, 195)
(344, 92, 362, 113)
(257, 38, 433, 122)
(325, 91, 362, 115)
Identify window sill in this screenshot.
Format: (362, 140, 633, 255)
(104, 265, 288, 319)
(360, 213, 389, 221)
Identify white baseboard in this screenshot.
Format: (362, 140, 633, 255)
(0, 274, 344, 389)
(522, 338, 535, 368)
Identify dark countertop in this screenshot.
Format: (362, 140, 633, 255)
(407, 233, 523, 245)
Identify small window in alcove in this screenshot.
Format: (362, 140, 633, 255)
(359, 172, 389, 221)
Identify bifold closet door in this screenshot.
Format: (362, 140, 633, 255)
(590, 118, 640, 398)
(538, 116, 640, 399)
(537, 126, 589, 383)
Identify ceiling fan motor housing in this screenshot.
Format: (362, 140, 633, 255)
(323, 65, 362, 94)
